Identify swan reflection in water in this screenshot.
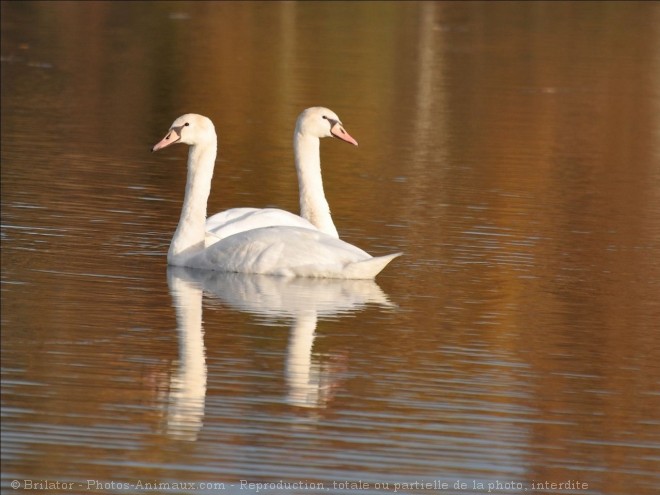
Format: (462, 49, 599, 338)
(165, 268, 207, 441)
(165, 266, 395, 439)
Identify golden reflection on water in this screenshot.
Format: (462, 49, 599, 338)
(2, 2, 660, 494)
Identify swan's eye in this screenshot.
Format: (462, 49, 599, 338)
(322, 116, 328, 120)
(184, 122, 190, 127)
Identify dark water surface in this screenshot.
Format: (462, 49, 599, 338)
(2, 2, 659, 494)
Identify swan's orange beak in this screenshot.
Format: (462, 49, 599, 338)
(330, 122, 358, 146)
(151, 128, 182, 152)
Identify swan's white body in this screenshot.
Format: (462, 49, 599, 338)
(152, 113, 400, 279)
(204, 107, 357, 243)
(204, 207, 317, 245)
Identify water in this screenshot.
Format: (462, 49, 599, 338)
(2, 2, 659, 494)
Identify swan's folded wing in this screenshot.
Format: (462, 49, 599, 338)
(206, 208, 318, 245)
(206, 207, 260, 232)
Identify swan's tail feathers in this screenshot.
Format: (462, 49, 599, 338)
(345, 252, 402, 279)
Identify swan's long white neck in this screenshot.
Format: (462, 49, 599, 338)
(169, 140, 217, 263)
(294, 132, 339, 238)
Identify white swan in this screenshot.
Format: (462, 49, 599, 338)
(152, 113, 401, 279)
(204, 107, 357, 242)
